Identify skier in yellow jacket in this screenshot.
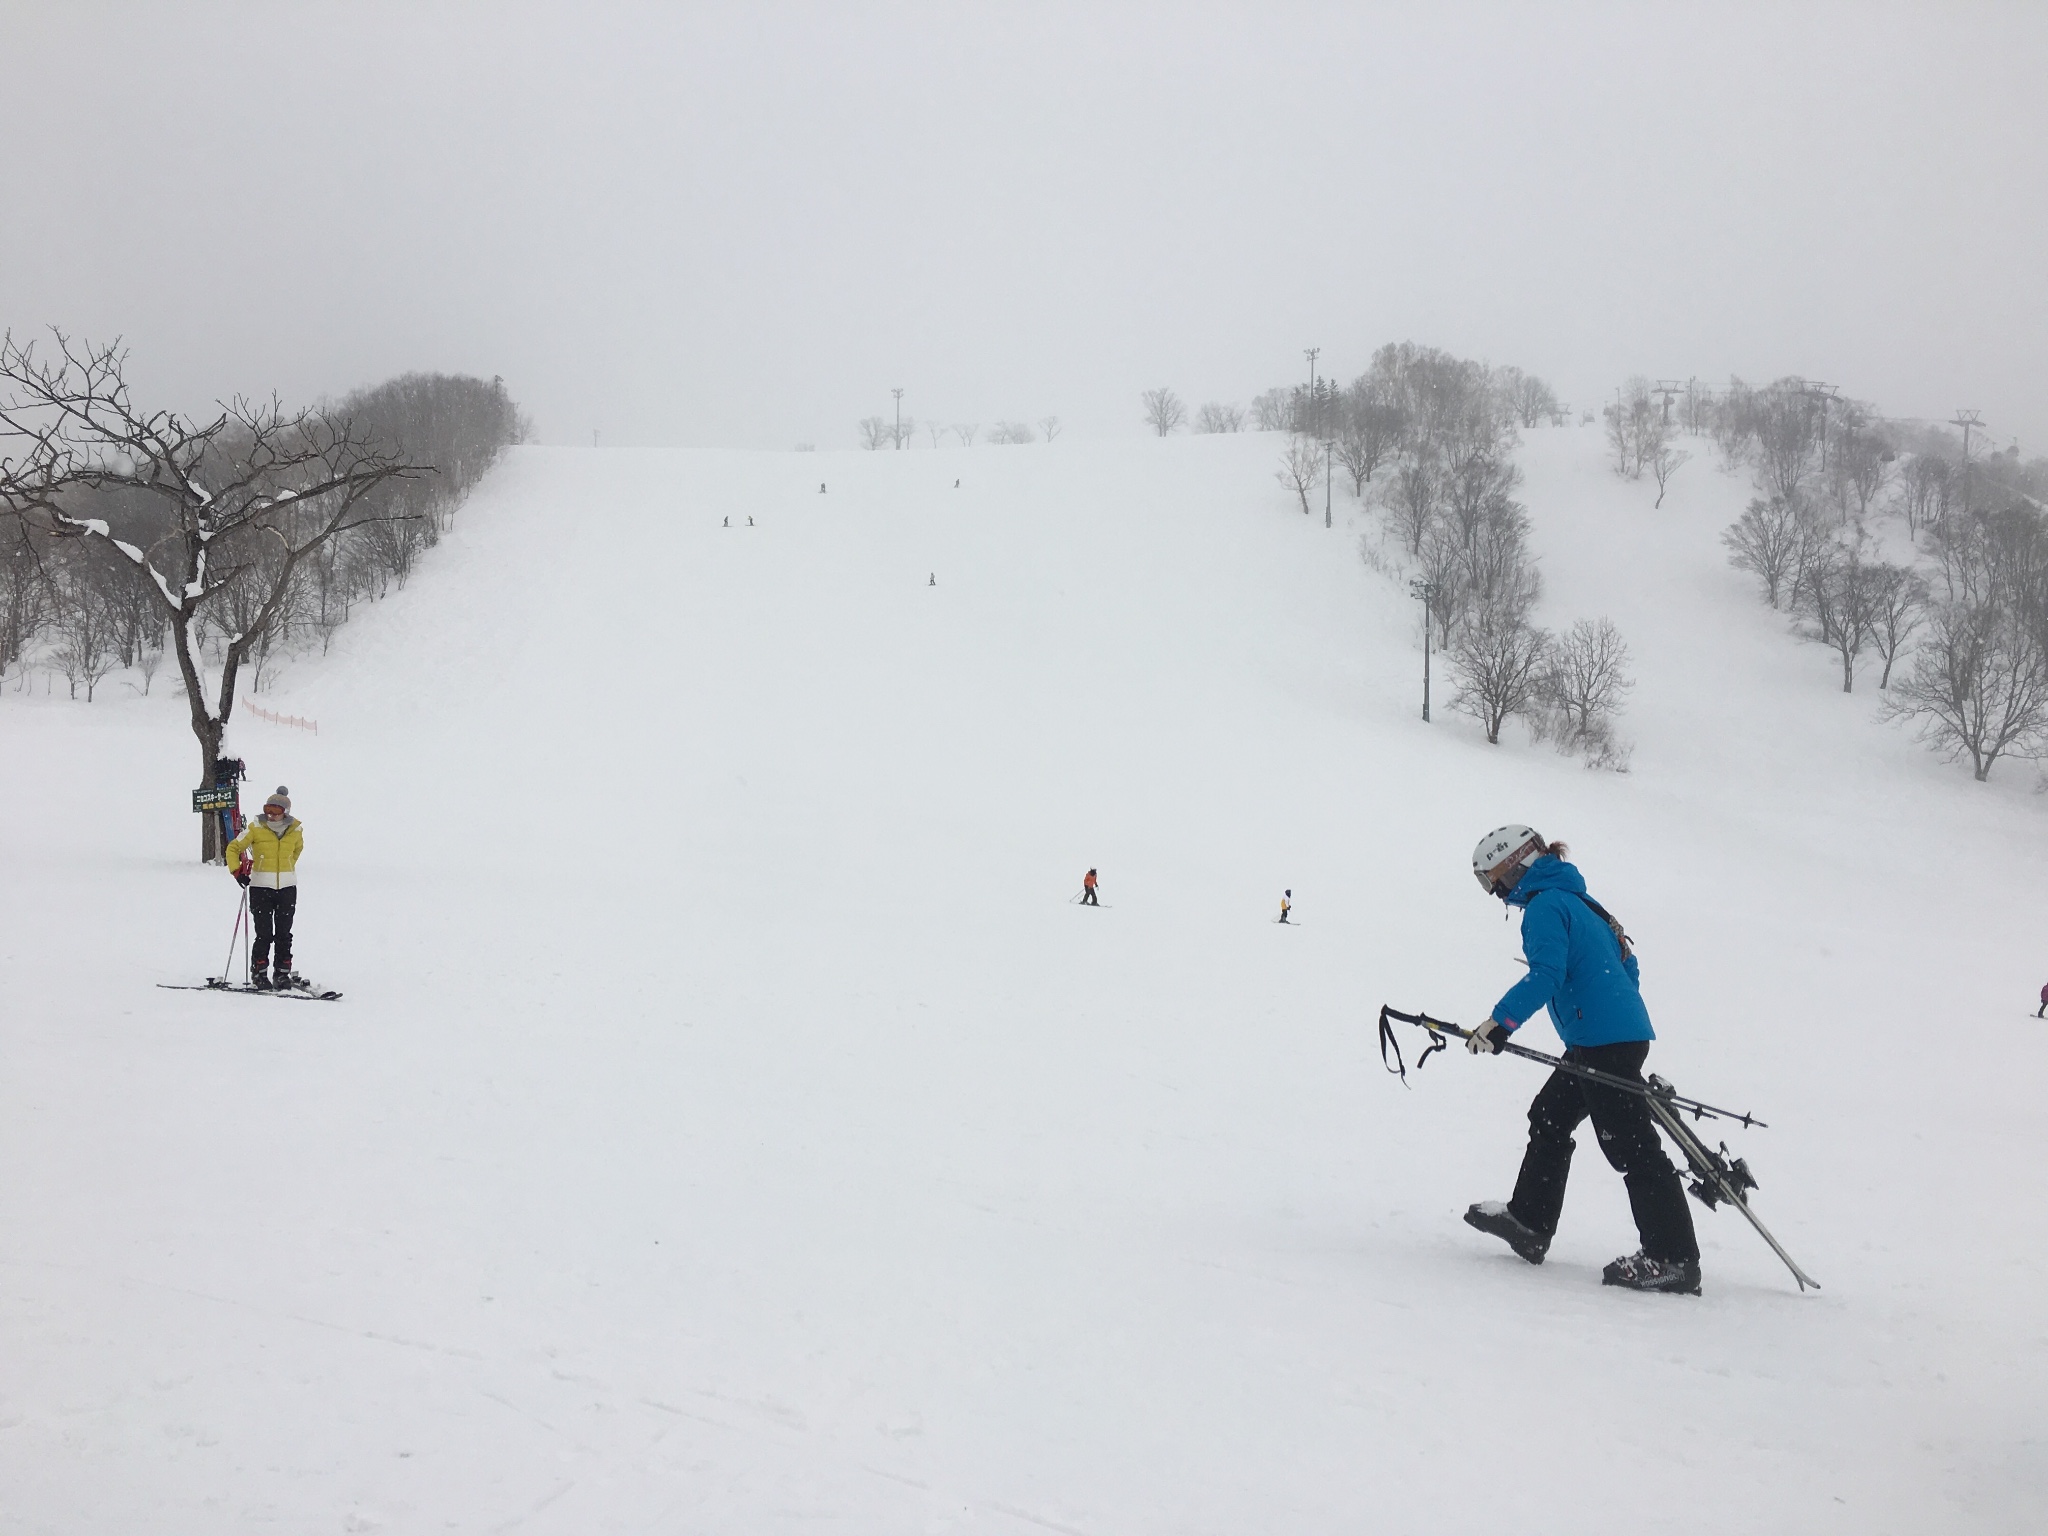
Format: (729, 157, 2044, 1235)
(226, 787, 304, 990)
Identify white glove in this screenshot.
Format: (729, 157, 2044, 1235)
(1466, 1019, 1507, 1055)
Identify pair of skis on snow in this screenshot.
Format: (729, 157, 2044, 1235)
(158, 977, 342, 1002)
(1378, 1004, 1819, 1292)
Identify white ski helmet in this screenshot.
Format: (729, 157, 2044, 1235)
(1472, 825, 1548, 898)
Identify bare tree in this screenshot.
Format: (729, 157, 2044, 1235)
(1604, 381, 1660, 479)
(890, 414, 918, 451)
(858, 416, 889, 450)
(0, 331, 426, 859)
(130, 627, 164, 695)
(1648, 436, 1692, 508)
(1797, 541, 1881, 692)
(1750, 383, 1820, 504)
(1250, 388, 1293, 431)
(1450, 605, 1551, 744)
(0, 520, 51, 679)
(1038, 415, 1062, 442)
(1865, 562, 1928, 689)
(1894, 453, 1953, 538)
(1496, 367, 1561, 430)
(1460, 495, 1542, 619)
(1540, 617, 1634, 764)
(926, 419, 947, 448)
(1333, 376, 1401, 492)
(1681, 378, 1715, 437)
(1833, 423, 1894, 519)
(988, 421, 1036, 445)
(1383, 454, 1440, 556)
(1141, 387, 1186, 437)
(1884, 600, 2048, 780)
(1721, 495, 1803, 608)
(952, 423, 979, 447)
(52, 563, 118, 699)
(1441, 453, 1521, 550)
(1194, 402, 1245, 433)
(1276, 435, 1322, 515)
(1786, 507, 1840, 612)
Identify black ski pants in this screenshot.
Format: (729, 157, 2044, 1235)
(1081, 887, 1098, 906)
(249, 885, 297, 972)
(1507, 1040, 1699, 1263)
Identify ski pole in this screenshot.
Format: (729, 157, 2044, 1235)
(221, 887, 249, 984)
(1377, 1005, 1768, 1128)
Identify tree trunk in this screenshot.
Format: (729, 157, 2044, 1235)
(1841, 652, 1854, 693)
(197, 726, 224, 862)
(171, 626, 224, 862)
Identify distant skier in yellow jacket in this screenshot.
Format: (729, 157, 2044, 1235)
(226, 787, 304, 989)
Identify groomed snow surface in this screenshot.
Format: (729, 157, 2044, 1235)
(4, 427, 2043, 1533)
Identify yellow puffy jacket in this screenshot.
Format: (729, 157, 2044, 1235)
(228, 817, 303, 889)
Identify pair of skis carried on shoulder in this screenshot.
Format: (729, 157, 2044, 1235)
(1378, 1004, 1819, 1292)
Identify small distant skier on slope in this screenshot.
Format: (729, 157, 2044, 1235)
(1460, 826, 1702, 1296)
(227, 788, 304, 990)
(1080, 868, 1099, 906)
(2037, 982, 2046, 1019)
(1278, 890, 1292, 923)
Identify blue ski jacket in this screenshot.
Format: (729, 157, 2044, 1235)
(1490, 857, 1654, 1049)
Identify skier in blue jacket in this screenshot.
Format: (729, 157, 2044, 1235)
(1460, 825, 1701, 1295)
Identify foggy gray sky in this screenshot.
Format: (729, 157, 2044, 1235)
(7, 1, 2046, 452)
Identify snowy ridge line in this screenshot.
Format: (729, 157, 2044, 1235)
(240, 696, 318, 735)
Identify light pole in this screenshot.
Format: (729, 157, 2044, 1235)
(1951, 409, 1983, 515)
(1304, 347, 1319, 434)
(892, 388, 904, 450)
(1325, 436, 1334, 528)
(1409, 578, 1439, 722)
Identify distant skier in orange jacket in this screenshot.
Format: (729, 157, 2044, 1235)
(1080, 869, 1099, 906)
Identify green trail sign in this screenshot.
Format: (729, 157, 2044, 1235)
(192, 784, 238, 813)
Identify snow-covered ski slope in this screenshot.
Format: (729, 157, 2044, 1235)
(4, 426, 2043, 1533)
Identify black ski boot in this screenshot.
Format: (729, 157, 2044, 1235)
(251, 970, 274, 991)
(1464, 1201, 1550, 1264)
(274, 968, 303, 991)
(1601, 1250, 1702, 1295)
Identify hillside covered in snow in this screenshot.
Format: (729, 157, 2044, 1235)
(3, 424, 2042, 1533)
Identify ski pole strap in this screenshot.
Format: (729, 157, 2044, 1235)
(1377, 1004, 1455, 1084)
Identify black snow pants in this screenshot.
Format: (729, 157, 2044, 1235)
(1081, 887, 1098, 906)
(249, 885, 298, 973)
(1507, 1040, 1699, 1263)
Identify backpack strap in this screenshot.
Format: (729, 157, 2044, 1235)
(1574, 893, 1634, 959)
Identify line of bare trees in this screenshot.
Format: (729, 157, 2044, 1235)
(1604, 379, 1693, 508)
(858, 412, 1061, 448)
(0, 332, 527, 854)
(1274, 343, 1631, 764)
(1706, 373, 2048, 780)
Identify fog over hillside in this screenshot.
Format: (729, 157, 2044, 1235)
(5, 3, 2047, 450)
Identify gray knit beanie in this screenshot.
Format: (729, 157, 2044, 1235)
(264, 787, 291, 815)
